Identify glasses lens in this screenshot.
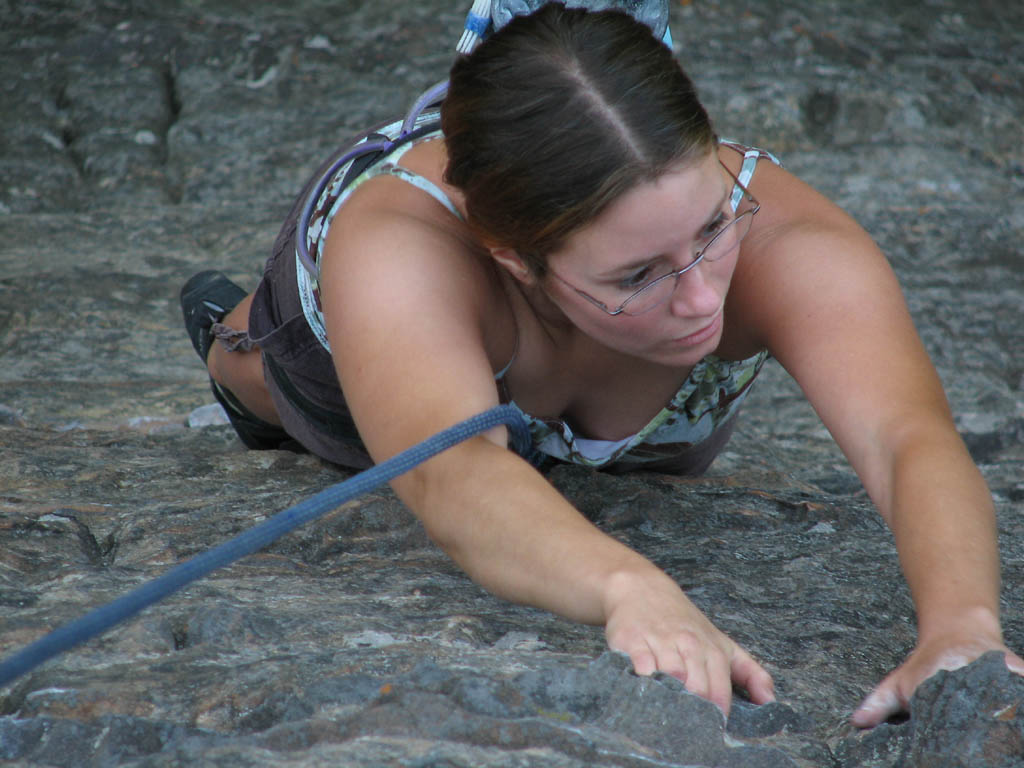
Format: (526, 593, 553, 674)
(620, 270, 681, 315)
(614, 193, 757, 316)
(703, 209, 754, 262)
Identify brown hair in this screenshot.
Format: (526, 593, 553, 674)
(442, 3, 714, 275)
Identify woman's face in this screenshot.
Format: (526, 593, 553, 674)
(542, 149, 741, 366)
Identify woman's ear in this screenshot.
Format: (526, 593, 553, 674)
(490, 247, 536, 285)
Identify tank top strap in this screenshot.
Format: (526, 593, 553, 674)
(719, 138, 783, 210)
(366, 163, 465, 221)
(359, 139, 464, 221)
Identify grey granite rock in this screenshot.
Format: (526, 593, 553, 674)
(1, 1, 1022, 766)
(837, 652, 1024, 767)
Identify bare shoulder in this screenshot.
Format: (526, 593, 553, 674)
(322, 174, 504, 339)
(720, 148, 955, 500)
(314, 176, 515, 460)
(722, 150, 897, 352)
(718, 146, 858, 238)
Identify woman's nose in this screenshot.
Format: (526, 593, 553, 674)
(667, 260, 722, 318)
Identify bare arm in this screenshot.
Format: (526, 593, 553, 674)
(318, 194, 773, 714)
(731, 162, 1023, 725)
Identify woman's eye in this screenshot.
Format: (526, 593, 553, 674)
(701, 212, 730, 241)
(619, 267, 653, 290)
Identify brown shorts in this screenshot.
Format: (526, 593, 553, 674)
(247, 150, 374, 469)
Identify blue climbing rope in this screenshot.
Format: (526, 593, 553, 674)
(0, 405, 530, 688)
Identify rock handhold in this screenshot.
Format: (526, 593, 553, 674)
(838, 651, 1024, 767)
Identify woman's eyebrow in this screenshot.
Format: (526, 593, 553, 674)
(692, 186, 730, 239)
(596, 186, 730, 279)
(597, 253, 665, 278)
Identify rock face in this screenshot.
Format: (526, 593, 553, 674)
(1, 1, 1022, 766)
(836, 652, 1024, 768)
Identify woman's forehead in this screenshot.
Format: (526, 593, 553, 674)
(552, 152, 727, 269)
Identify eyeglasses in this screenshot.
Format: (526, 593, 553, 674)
(550, 164, 760, 317)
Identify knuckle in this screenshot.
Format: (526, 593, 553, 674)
(659, 659, 688, 681)
(672, 630, 704, 655)
(708, 646, 731, 672)
(686, 677, 711, 699)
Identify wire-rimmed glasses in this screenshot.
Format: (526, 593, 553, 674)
(551, 164, 760, 317)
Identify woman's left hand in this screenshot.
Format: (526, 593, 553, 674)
(851, 628, 1024, 728)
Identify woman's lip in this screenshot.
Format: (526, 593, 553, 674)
(671, 309, 723, 346)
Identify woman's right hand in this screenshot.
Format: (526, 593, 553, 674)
(602, 568, 776, 716)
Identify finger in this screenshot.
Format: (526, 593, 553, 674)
(678, 651, 709, 704)
(704, 648, 734, 717)
(851, 684, 902, 729)
(607, 628, 659, 678)
(730, 647, 776, 705)
(1004, 651, 1024, 677)
(628, 644, 657, 677)
(634, 638, 685, 686)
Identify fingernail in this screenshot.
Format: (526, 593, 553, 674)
(851, 706, 877, 728)
(1004, 658, 1024, 675)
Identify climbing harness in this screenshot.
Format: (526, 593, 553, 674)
(0, 405, 530, 688)
(295, 80, 449, 280)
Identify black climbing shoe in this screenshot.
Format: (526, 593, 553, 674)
(180, 270, 299, 452)
(180, 270, 248, 363)
(208, 378, 301, 451)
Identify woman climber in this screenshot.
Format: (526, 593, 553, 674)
(180, 1, 1024, 726)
